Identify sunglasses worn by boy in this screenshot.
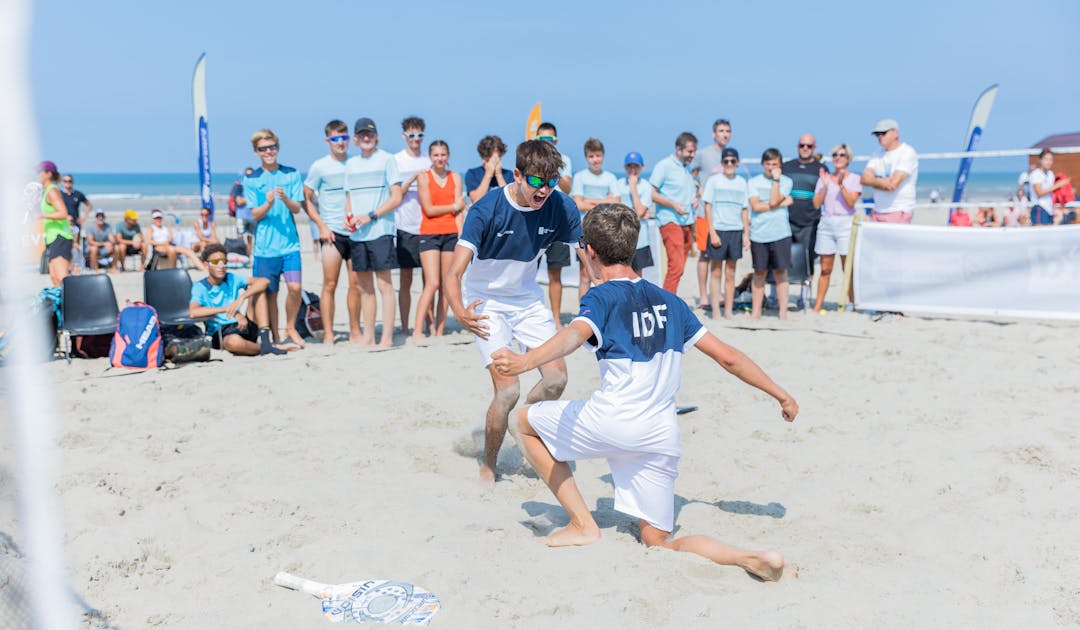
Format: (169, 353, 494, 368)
(536, 135, 557, 143)
(207, 258, 227, 267)
(326, 135, 349, 143)
(256, 144, 279, 153)
(524, 174, 559, 189)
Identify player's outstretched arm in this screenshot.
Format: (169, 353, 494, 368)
(694, 332, 798, 422)
(491, 319, 592, 376)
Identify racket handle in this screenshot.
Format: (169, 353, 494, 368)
(274, 572, 327, 597)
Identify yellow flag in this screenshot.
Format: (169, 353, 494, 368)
(525, 102, 542, 140)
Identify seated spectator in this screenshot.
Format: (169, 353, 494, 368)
(188, 244, 291, 356)
(84, 210, 116, 272)
(974, 206, 999, 227)
(1001, 197, 1030, 227)
(114, 209, 146, 270)
(192, 207, 219, 253)
(949, 207, 972, 227)
(147, 209, 205, 270)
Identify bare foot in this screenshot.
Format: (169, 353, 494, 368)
(743, 550, 786, 582)
(284, 328, 307, 348)
(542, 523, 601, 547)
(377, 337, 394, 349)
(322, 334, 335, 345)
(351, 335, 373, 347)
(478, 464, 496, 489)
(408, 334, 427, 346)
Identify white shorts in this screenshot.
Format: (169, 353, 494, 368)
(471, 299, 558, 367)
(527, 399, 679, 532)
(815, 214, 854, 256)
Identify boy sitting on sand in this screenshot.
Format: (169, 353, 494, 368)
(490, 203, 798, 581)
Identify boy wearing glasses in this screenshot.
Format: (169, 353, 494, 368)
(244, 128, 306, 347)
(702, 148, 750, 319)
(189, 243, 288, 356)
(394, 116, 432, 337)
(570, 137, 618, 300)
(444, 139, 592, 488)
(304, 119, 362, 345)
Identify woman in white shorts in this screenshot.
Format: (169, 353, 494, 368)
(812, 144, 861, 312)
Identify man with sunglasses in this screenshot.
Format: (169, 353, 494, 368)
(782, 134, 825, 300)
(444, 139, 593, 488)
(860, 119, 918, 224)
(650, 132, 698, 294)
(394, 116, 432, 337)
(304, 119, 362, 345)
(60, 173, 93, 235)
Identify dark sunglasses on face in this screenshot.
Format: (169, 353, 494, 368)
(524, 174, 559, 189)
(722, 158, 738, 164)
(255, 144, 279, 153)
(872, 131, 886, 137)
(832, 152, 848, 158)
(799, 143, 815, 149)
(206, 258, 227, 266)
(62, 179, 73, 183)
(326, 135, 349, 143)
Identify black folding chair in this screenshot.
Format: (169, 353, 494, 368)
(143, 268, 208, 327)
(59, 275, 119, 362)
(766, 241, 812, 310)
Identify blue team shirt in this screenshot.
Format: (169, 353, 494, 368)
(243, 165, 304, 257)
(701, 174, 749, 231)
(464, 166, 516, 195)
(459, 186, 582, 308)
(648, 154, 696, 227)
(190, 273, 247, 335)
(345, 149, 402, 242)
(747, 174, 794, 243)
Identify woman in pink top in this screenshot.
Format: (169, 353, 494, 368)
(811, 143, 861, 312)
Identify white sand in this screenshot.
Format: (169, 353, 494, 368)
(2, 217, 1079, 628)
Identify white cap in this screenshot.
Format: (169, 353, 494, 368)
(871, 119, 899, 134)
(151, 210, 164, 219)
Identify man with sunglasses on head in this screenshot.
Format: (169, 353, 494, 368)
(782, 134, 826, 300)
(444, 139, 595, 488)
(394, 116, 433, 337)
(243, 128, 307, 348)
(304, 119, 362, 345)
(861, 119, 918, 224)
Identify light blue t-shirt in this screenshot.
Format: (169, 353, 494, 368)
(345, 149, 403, 242)
(304, 155, 350, 237)
(648, 154, 696, 227)
(701, 173, 749, 232)
(571, 169, 618, 206)
(190, 273, 247, 336)
(615, 177, 655, 249)
(243, 165, 304, 257)
(747, 174, 794, 243)
(558, 152, 573, 179)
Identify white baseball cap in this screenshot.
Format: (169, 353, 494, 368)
(871, 119, 899, 134)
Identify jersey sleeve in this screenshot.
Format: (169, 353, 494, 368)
(648, 161, 667, 190)
(464, 168, 481, 194)
(897, 147, 918, 175)
(573, 290, 606, 351)
(190, 280, 207, 305)
(304, 161, 322, 190)
(674, 297, 705, 348)
(243, 176, 259, 209)
(558, 197, 583, 245)
(287, 171, 304, 201)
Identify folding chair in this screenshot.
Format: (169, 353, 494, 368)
(59, 275, 119, 362)
(765, 241, 812, 311)
(143, 268, 208, 327)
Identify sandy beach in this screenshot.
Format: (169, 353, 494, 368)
(2, 207, 1079, 628)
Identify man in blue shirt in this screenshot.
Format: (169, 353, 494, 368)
(243, 128, 306, 347)
(649, 132, 697, 294)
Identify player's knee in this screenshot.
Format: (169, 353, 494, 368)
(542, 370, 567, 398)
(493, 382, 520, 410)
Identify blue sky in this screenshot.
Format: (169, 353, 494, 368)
(32, 0, 1079, 176)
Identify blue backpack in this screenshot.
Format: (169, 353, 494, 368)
(109, 302, 164, 370)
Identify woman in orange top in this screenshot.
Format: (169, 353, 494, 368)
(414, 140, 465, 341)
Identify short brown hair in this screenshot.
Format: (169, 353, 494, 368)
(477, 135, 507, 160)
(250, 128, 278, 150)
(401, 116, 425, 132)
(583, 137, 604, 155)
(582, 203, 638, 266)
(761, 147, 782, 163)
(516, 139, 564, 180)
(675, 132, 697, 150)
(324, 119, 348, 136)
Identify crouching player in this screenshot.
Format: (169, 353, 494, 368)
(490, 203, 798, 581)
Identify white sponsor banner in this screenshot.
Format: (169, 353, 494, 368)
(854, 222, 1080, 320)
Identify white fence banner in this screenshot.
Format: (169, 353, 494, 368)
(854, 222, 1080, 320)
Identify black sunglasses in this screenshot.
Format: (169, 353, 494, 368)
(255, 144, 279, 153)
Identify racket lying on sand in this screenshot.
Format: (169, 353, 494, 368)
(273, 571, 440, 625)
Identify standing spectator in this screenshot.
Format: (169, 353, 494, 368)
(812, 144, 861, 312)
(114, 209, 146, 271)
(860, 119, 918, 223)
(413, 140, 466, 341)
(60, 173, 93, 238)
(650, 132, 698, 294)
(701, 148, 750, 319)
(465, 135, 514, 203)
(232, 167, 256, 256)
(690, 119, 732, 309)
(537, 122, 573, 193)
(394, 116, 433, 337)
(84, 210, 116, 272)
(570, 137, 618, 300)
(1029, 149, 1067, 225)
(192, 207, 219, 254)
(614, 151, 655, 276)
(747, 149, 794, 319)
(344, 117, 404, 348)
(243, 129, 307, 347)
(304, 119, 361, 345)
(537, 124, 574, 327)
(39, 161, 73, 286)
(782, 134, 825, 286)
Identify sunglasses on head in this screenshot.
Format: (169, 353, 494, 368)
(326, 135, 349, 143)
(799, 143, 815, 149)
(524, 174, 559, 189)
(405, 132, 424, 139)
(255, 144, 279, 153)
(536, 135, 557, 143)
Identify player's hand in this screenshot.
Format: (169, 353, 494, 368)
(779, 396, 798, 422)
(742, 236, 750, 251)
(355, 212, 372, 227)
(627, 173, 638, 187)
(319, 225, 335, 243)
(266, 188, 277, 203)
(458, 299, 490, 339)
(490, 348, 528, 376)
(225, 298, 243, 319)
(673, 203, 689, 216)
(710, 232, 721, 247)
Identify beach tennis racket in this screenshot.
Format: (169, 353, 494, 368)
(274, 571, 440, 625)
(676, 405, 699, 415)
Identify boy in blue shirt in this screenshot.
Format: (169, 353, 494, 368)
(490, 203, 797, 581)
(614, 151, 655, 275)
(747, 148, 794, 319)
(570, 137, 618, 300)
(243, 129, 306, 346)
(701, 147, 750, 319)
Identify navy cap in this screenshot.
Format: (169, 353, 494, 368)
(721, 147, 739, 161)
(354, 117, 377, 134)
(624, 151, 644, 166)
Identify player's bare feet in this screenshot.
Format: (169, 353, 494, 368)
(322, 333, 335, 345)
(478, 464, 496, 489)
(284, 328, 307, 348)
(377, 337, 394, 349)
(542, 523, 601, 547)
(351, 334, 373, 347)
(743, 550, 786, 582)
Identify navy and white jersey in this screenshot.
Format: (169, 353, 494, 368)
(459, 186, 582, 308)
(573, 278, 706, 456)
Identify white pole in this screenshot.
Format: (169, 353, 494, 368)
(0, 0, 75, 628)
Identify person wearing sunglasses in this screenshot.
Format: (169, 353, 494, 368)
(444, 139, 594, 488)
(701, 148, 750, 319)
(811, 143, 861, 313)
(649, 132, 698, 294)
(59, 173, 93, 238)
(189, 243, 289, 356)
(303, 119, 362, 345)
(394, 116, 433, 337)
(860, 119, 919, 224)
(782, 135, 826, 301)
(243, 128, 307, 347)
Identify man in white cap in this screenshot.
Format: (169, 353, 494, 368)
(860, 119, 918, 223)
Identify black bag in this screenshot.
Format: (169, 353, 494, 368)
(294, 291, 324, 339)
(224, 237, 247, 256)
(161, 324, 211, 363)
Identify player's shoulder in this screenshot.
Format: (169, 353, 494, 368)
(277, 164, 298, 175)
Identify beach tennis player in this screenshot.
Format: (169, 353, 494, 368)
(490, 203, 798, 580)
(444, 139, 597, 487)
